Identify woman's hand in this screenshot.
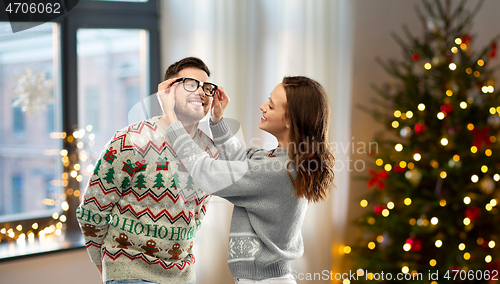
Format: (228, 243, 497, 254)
(210, 86, 230, 124)
(157, 78, 180, 126)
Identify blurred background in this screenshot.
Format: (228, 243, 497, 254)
(0, 0, 499, 283)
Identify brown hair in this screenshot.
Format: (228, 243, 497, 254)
(164, 57, 210, 80)
(283, 76, 335, 203)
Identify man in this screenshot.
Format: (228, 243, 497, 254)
(77, 57, 219, 284)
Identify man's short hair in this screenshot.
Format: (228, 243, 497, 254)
(164, 57, 211, 80)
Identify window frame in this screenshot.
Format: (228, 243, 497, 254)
(0, 0, 160, 261)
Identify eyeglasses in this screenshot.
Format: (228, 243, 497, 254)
(173, 77, 218, 97)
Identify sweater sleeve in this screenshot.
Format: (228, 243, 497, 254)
(76, 130, 131, 264)
(167, 121, 287, 201)
(209, 118, 247, 162)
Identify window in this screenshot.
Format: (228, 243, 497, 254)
(0, 0, 159, 259)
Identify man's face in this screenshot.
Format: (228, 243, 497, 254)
(173, 67, 212, 123)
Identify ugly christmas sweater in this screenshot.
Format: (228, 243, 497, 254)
(77, 116, 219, 284)
(166, 119, 308, 280)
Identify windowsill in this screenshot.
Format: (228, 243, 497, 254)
(0, 231, 84, 262)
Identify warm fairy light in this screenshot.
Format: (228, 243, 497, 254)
(399, 161, 407, 168)
(463, 218, 471, 225)
(384, 164, 392, 171)
(368, 218, 375, 225)
(489, 241, 496, 248)
(32, 223, 39, 230)
(486, 204, 493, 211)
(435, 240, 442, 248)
(466, 68, 473, 74)
(60, 149, 68, 156)
(409, 218, 416, 225)
(392, 121, 399, 128)
(376, 158, 383, 166)
(430, 259, 437, 266)
(478, 238, 484, 245)
(61, 201, 69, 211)
(455, 38, 462, 44)
(437, 112, 445, 120)
(464, 252, 471, 260)
(494, 174, 500, 181)
(74, 190, 80, 197)
(16, 225, 22, 231)
(470, 146, 478, 153)
(387, 202, 394, 209)
(403, 243, 411, 251)
(60, 215, 67, 222)
(407, 162, 414, 169)
(406, 111, 413, 118)
(467, 123, 474, 130)
(424, 63, 432, 70)
(431, 217, 438, 225)
(488, 86, 494, 92)
(413, 153, 421, 161)
(368, 242, 376, 250)
(344, 246, 351, 254)
(382, 209, 390, 217)
(482, 86, 489, 93)
(86, 125, 93, 131)
(52, 212, 59, 219)
(377, 235, 384, 243)
(76, 175, 83, 182)
(440, 138, 448, 146)
(461, 43, 467, 50)
(491, 199, 498, 207)
(471, 175, 479, 183)
(449, 63, 457, 70)
(490, 107, 496, 114)
(446, 90, 453, 96)
(404, 198, 412, 206)
(394, 110, 401, 117)
(402, 266, 409, 274)
(460, 101, 467, 109)
(395, 144, 403, 152)
(486, 255, 492, 263)
(474, 71, 480, 77)
(481, 165, 488, 173)
(485, 149, 492, 156)
(440, 171, 447, 179)
(418, 103, 425, 111)
(440, 199, 447, 207)
(451, 46, 458, 53)
(360, 200, 368, 207)
(477, 59, 485, 66)
(431, 160, 439, 168)
(464, 196, 471, 204)
(459, 243, 466, 251)
(453, 155, 460, 162)
(70, 171, 77, 178)
(74, 164, 81, 171)
(77, 142, 84, 149)
(497, 106, 500, 113)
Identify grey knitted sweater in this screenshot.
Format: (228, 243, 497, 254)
(166, 119, 308, 280)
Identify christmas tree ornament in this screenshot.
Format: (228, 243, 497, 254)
(480, 175, 495, 194)
(471, 126, 492, 150)
(373, 205, 387, 215)
(465, 207, 481, 221)
(405, 169, 422, 187)
(368, 169, 388, 190)
(400, 126, 412, 138)
(414, 122, 427, 135)
(411, 53, 420, 61)
(11, 68, 53, 114)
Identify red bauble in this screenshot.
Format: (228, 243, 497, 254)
(465, 206, 481, 221)
(411, 53, 420, 61)
(393, 164, 406, 173)
(405, 237, 422, 251)
(462, 34, 473, 44)
(373, 205, 387, 215)
(440, 104, 453, 116)
(490, 42, 497, 58)
(415, 122, 428, 135)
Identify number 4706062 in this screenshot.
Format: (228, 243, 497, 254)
(6, 2, 61, 14)
(444, 270, 498, 281)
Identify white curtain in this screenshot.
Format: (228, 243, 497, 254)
(159, 1, 353, 282)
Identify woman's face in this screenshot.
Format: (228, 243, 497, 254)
(259, 83, 290, 138)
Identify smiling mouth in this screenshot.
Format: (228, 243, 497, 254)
(261, 115, 267, 122)
(189, 101, 204, 107)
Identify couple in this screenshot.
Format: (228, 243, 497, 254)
(77, 57, 335, 284)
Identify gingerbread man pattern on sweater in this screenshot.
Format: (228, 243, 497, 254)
(77, 116, 219, 284)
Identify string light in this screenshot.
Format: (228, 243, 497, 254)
(458, 243, 466, 251)
(491, 199, 497, 207)
(460, 101, 467, 109)
(360, 200, 368, 207)
(387, 202, 394, 209)
(486, 255, 492, 263)
(489, 241, 496, 248)
(446, 90, 453, 96)
(471, 175, 479, 183)
(429, 259, 437, 267)
(466, 68, 473, 74)
(404, 198, 412, 206)
(441, 138, 448, 146)
(463, 196, 471, 204)
(494, 174, 500, 181)
(463, 217, 471, 225)
(430, 217, 438, 225)
(470, 146, 478, 153)
(449, 63, 457, 70)
(464, 252, 471, 260)
(368, 242, 376, 250)
(424, 63, 432, 70)
(439, 199, 446, 207)
(406, 111, 413, 118)
(451, 47, 458, 53)
(394, 110, 401, 118)
(413, 153, 421, 161)
(376, 158, 383, 166)
(384, 164, 392, 171)
(435, 240, 442, 248)
(402, 266, 409, 274)
(392, 121, 399, 128)
(418, 103, 425, 111)
(395, 144, 403, 152)
(437, 112, 445, 120)
(455, 38, 462, 44)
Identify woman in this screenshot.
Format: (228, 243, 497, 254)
(158, 76, 335, 283)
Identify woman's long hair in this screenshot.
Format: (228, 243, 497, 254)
(283, 76, 335, 203)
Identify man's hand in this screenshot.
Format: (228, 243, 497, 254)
(157, 78, 180, 126)
(210, 86, 230, 124)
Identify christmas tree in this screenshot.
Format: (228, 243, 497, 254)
(154, 172, 165, 189)
(134, 173, 146, 189)
(103, 168, 115, 184)
(171, 172, 181, 189)
(185, 176, 195, 191)
(350, 0, 499, 283)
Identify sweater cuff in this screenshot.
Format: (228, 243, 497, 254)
(209, 118, 232, 144)
(87, 245, 102, 265)
(166, 121, 189, 143)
